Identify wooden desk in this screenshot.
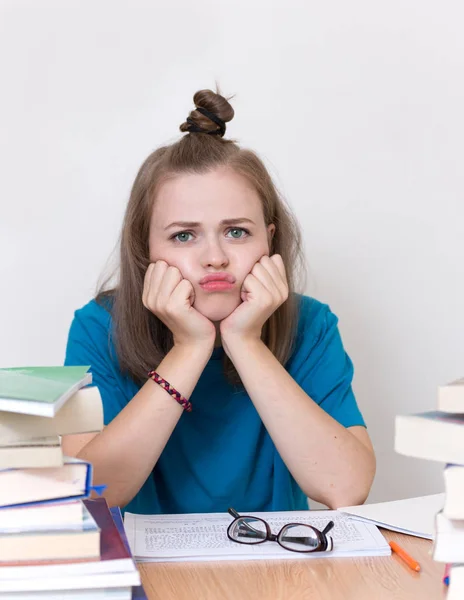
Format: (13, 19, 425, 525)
(139, 530, 446, 600)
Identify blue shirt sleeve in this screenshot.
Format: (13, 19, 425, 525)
(64, 302, 129, 426)
(289, 298, 366, 429)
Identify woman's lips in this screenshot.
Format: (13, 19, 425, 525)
(200, 281, 235, 292)
(199, 273, 236, 292)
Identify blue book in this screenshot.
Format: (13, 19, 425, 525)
(110, 506, 148, 600)
(0, 457, 96, 509)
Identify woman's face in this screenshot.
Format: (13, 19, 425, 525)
(148, 166, 275, 322)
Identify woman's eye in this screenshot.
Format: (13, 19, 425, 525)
(172, 231, 193, 243)
(227, 228, 249, 239)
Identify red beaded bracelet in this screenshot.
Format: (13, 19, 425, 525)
(147, 370, 192, 412)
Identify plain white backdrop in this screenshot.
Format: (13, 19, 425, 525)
(1, 0, 463, 504)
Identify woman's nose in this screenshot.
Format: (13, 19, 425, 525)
(201, 238, 229, 269)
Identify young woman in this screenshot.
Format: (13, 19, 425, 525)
(63, 89, 375, 515)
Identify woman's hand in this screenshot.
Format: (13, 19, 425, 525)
(220, 254, 289, 348)
(143, 261, 216, 349)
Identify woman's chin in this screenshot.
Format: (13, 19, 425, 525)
(194, 296, 239, 322)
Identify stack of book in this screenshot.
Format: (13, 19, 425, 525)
(395, 377, 464, 600)
(0, 366, 143, 599)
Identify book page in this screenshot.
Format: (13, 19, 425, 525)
(124, 510, 390, 562)
(338, 493, 445, 539)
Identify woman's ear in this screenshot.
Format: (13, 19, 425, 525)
(267, 223, 276, 249)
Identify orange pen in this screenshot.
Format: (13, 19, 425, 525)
(389, 541, 421, 572)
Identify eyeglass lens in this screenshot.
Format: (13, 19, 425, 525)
(278, 524, 321, 551)
(229, 517, 268, 544)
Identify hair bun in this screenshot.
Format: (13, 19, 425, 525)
(180, 89, 235, 137)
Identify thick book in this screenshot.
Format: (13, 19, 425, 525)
(0, 498, 138, 580)
(0, 589, 132, 600)
(0, 435, 63, 468)
(438, 377, 464, 413)
(0, 503, 100, 561)
(448, 564, 464, 600)
(0, 456, 93, 508)
(433, 511, 464, 562)
(395, 411, 464, 464)
(0, 366, 91, 417)
(0, 571, 140, 593)
(0, 386, 103, 444)
(443, 464, 464, 519)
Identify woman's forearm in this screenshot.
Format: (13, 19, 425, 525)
(76, 343, 212, 508)
(225, 336, 376, 508)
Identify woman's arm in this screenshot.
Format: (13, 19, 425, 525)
(64, 261, 217, 508)
(220, 254, 375, 509)
(224, 337, 376, 509)
(62, 343, 212, 508)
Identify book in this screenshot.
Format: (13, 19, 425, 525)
(0, 386, 103, 444)
(438, 377, 464, 413)
(0, 503, 100, 561)
(338, 493, 445, 540)
(0, 499, 138, 579)
(0, 366, 91, 417)
(0, 500, 84, 531)
(0, 456, 92, 508)
(0, 571, 141, 593)
(448, 564, 464, 600)
(0, 589, 132, 600)
(0, 436, 63, 469)
(432, 511, 464, 562)
(443, 464, 464, 519)
(395, 411, 464, 464)
(123, 509, 390, 563)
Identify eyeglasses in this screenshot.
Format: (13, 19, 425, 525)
(227, 507, 335, 553)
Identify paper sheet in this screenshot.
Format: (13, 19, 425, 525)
(124, 509, 390, 562)
(338, 493, 445, 540)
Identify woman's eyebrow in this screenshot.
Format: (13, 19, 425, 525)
(163, 218, 255, 230)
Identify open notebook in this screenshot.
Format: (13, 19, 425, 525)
(124, 509, 390, 563)
(338, 493, 445, 540)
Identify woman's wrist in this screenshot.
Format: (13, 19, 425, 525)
(221, 333, 264, 359)
(172, 339, 215, 360)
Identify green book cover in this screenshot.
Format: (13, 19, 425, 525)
(0, 366, 91, 404)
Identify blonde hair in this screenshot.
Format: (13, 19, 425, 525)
(98, 88, 307, 386)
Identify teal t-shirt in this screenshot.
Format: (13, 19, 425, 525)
(64, 294, 365, 515)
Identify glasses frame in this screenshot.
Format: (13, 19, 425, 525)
(227, 507, 335, 554)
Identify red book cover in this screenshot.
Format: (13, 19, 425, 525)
(83, 497, 132, 562)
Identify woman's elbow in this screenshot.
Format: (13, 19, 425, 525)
(326, 453, 376, 509)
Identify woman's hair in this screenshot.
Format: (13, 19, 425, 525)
(97, 88, 307, 387)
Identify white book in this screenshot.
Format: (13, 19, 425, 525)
(448, 564, 464, 600)
(443, 464, 464, 519)
(338, 493, 445, 540)
(433, 511, 464, 563)
(395, 411, 464, 464)
(0, 589, 132, 600)
(124, 509, 390, 563)
(438, 377, 464, 413)
(0, 571, 140, 593)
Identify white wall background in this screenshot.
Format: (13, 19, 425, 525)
(1, 0, 463, 504)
